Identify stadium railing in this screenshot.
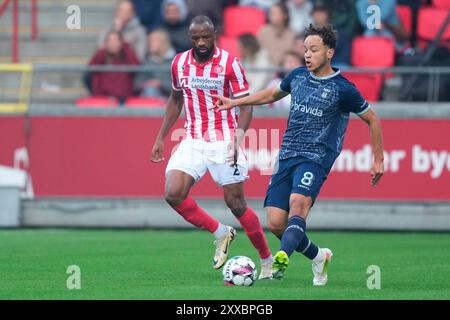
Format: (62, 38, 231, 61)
(0, 0, 38, 63)
(0, 63, 33, 113)
(2, 65, 450, 113)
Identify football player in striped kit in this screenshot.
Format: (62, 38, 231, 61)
(151, 16, 273, 279)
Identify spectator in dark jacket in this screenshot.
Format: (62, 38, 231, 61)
(312, 4, 351, 67)
(161, 0, 191, 53)
(132, 0, 164, 32)
(90, 31, 141, 103)
(185, 0, 225, 33)
(321, 0, 361, 40)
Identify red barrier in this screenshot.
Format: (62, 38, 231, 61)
(0, 116, 449, 201)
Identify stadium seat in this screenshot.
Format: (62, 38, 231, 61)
(351, 36, 395, 83)
(223, 6, 266, 37)
(75, 96, 119, 108)
(396, 5, 412, 37)
(124, 96, 167, 108)
(218, 36, 240, 59)
(351, 36, 395, 67)
(433, 0, 450, 9)
(342, 72, 383, 102)
(417, 7, 450, 42)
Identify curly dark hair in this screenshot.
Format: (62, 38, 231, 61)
(304, 23, 337, 49)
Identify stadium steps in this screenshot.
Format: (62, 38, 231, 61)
(0, 0, 116, 104)
(2, 87, 88, 104)
(0, 41, 96, 58)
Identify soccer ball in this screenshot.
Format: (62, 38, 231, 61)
(222, 256, 257, 286)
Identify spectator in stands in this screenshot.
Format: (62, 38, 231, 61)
(237, 33, 273, 92)
(356, 0, 408, 49)
(397, 0, 421, 47)
(286, 0, 313, 34)
(132, 0, 163, 33)
(267, 51, 304, 111)
(321, 0, 360, 40)
(89, 31, 140, 103)
(311, 4, 351, 67)
(292, 33, 306, 62)
(185, 0, 225, 33)
(236, 0, 279, 12)
(161, 0, 191, 53)
(135, 29, 176, 98)
(98, 0, 147, 61)
(257, 3, 297, 66)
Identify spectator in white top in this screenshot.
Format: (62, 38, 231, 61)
(237, 0, 279, 12)
(267, 50, 304, 111)
(135, 29, 176, 98)
(98, 0, 147, 61)
(257, 2, 297, 66)
(237, 33, 273, 92)
(286, 0, 313, 34)
(291, 33, 306, 63)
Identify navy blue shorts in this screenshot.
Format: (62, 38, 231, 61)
(263, 157, 328, 212)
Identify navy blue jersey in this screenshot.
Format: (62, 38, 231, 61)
(278, 67, 370, 172)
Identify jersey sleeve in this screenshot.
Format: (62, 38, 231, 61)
(228, 57, 249, 98)
(279, 68, 301, 94)
(171, 55, 182, 91)
(338, 82, 370, 115)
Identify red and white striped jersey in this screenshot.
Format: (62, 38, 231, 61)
(171, 47, 249, 141)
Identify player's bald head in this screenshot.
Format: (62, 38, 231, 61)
(189, 15, 215, 33)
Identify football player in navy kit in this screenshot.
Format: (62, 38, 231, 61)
(210, 24, 384, 286)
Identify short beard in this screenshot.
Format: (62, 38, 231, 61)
(194, 47, 213, 59)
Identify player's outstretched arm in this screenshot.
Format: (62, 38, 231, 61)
(150, 90, 184, 163)
(209, 85, 288, 112)
(359, 109, 384, 187)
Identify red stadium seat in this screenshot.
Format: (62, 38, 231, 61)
(417, 7, 450, 41)
(351, 36, 395, 67)
(124, 96, 167, 108)
(433, 0, 450, 9)
(223, 6, 266, 37)
(351, 36, 395, 82)
(218, 36, 240, 59)
(396, 5, 412, 36)
(342, 72, 383, 102)
(76, 96, 119, 108)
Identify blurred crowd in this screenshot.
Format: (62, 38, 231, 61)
(85, 0, 442, 105)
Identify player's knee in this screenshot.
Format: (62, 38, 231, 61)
(289, 197, 311, 219)
(267, 220, 284, 238)
(164, 189, 187, 208)
(225, 196, 247, 216)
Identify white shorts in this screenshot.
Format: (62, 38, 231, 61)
(165, 138, 249, 186)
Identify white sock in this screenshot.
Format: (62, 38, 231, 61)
(213, 223, 228, 239)
(261, 255, 273, 264)
(312, 248, 323, 263)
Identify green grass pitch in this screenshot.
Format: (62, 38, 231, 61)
(0, 229, 449, 300)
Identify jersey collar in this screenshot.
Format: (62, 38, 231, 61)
(309, 67, 340, 80)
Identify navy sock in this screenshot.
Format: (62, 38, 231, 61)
(295, 234, 319, 260)
(279, 216, 306, 256)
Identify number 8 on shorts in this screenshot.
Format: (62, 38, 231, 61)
(301, 172, 314, 186)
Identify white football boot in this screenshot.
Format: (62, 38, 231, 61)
(258, 256, 274, 280)
(213, 226, 236, 269)
(312, 248, 333, 286)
